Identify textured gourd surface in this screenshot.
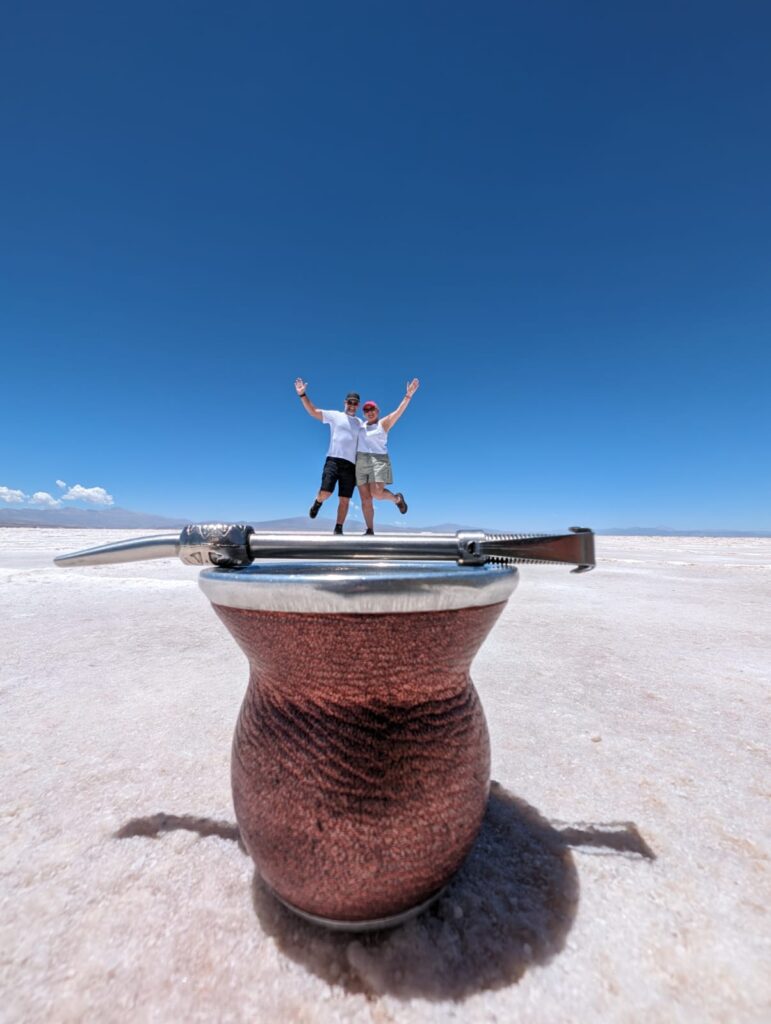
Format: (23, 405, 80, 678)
(217, 602, 504, 920)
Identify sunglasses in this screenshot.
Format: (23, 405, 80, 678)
(346, 399, 359, 405)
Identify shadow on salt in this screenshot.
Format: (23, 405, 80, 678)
(117, 782, 654, 1001)
(250, 782, 654, 1000)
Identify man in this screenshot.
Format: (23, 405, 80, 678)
(294, 377, 362, 534)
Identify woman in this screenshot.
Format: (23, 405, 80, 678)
(356, 378, 420, 535)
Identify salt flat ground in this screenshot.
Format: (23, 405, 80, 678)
(1, 529, 768, 1023)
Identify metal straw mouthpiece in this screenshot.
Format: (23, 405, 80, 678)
(54, 523, 595, 573)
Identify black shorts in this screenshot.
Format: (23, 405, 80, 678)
(320, 456, 356, 499)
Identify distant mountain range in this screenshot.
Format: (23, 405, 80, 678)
(0, 506, 768, 537)
(0, 506, 190, 529)
(595, 526, 771, 537)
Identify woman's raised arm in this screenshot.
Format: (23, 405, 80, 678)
(381, 378, 420, 431)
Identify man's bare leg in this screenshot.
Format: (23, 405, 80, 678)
(336, 496, 350, 527)
(309, 489, 332, 519)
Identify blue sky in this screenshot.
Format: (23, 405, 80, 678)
(1, 1, 769, 530)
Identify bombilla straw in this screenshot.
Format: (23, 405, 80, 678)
(54, 533, 180, 566)
(54, 524, 595, 572)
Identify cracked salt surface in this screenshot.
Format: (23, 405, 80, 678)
(1, 530, 769, 1022)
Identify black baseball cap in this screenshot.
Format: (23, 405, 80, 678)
(345, 392, 360, 402)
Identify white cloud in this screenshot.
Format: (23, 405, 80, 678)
(0, 486, 27, 504)
(30, 491, 62, 509)
(2, 482, 116, 509)
(61, 484, 115, 507)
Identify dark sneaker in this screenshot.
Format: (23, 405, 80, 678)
(363, 528, 375, 536)
(333, 524, 344, 535)
(395, 493, 408, 514)
(309, 500, 322, 519)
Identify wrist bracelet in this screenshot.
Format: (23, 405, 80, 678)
(299, 392, 306, 398)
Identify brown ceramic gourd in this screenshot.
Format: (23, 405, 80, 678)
(199, 561, 518, 929)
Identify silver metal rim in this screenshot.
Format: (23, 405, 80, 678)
(198, 560, 518, 614)
(269, 884, 447, 932)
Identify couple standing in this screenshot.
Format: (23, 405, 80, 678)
(294, 377, 420, 535)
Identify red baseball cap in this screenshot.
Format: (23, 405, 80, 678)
(362, 400, 379, 411)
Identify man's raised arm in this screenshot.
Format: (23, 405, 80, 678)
(294, 377, 323, 421)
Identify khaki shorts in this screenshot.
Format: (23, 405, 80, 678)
(356, 452, 393, 486)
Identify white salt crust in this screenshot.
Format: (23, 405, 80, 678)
(1, 529, 769, 1023)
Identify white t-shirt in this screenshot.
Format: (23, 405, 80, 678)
(358, 420, 389, 455)
(320, 410, 362, 463)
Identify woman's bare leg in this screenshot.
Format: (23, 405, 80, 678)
(371, 483, 396, 502)
(358, 484, 375, 531)
(371, 483, 407, 514)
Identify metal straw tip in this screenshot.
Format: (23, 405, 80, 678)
(54, 534, 180, 567)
